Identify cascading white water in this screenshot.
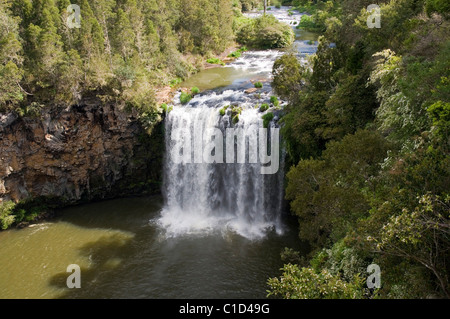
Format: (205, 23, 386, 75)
(157, 89, 286, 239)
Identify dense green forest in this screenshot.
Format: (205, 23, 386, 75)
(268, 0, 450, 299)
(0, 0, 295, 128)
(0, 0, 241, 129)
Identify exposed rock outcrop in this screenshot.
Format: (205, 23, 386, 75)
(0, 98, 163, 206)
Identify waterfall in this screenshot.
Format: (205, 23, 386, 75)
(157, 87, 286, 240)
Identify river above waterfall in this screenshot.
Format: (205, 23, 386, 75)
(0, 6, 318, 299)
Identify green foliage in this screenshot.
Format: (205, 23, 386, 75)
(286, 129, 391, 248)
(191, 87, 200, 95)
(254, 81, 263, 88)
(170, 78, 183, 88)
(270, 96, 279, 106)
(228, 46, 247, 58)
(274, 0, 450, 299)
(427, 101, 450, 139)
(272, 53, 304, 101)
(0, 201, 16, 230)
(425, 0, 450, 17)
(235, 14, 295, 49)
(0, 0, 236, 116)
(267, 264, 364, 299)
(259, 103, 269, 112)
(228, 51, 241, 58)
(238, 0, 260, 12)
(180, 92, 193, 104)
(262, 112, 274, 128)
(0, 1, 24, 111)
(207, 57, 226, 66)
(227, 105, 242, 124)
(298, 15, 321, 31)
(231, 105, 242, 117)
(160, 103, 173, 114)
(367, 194, 450, 298)
(219, 105, 230, 116)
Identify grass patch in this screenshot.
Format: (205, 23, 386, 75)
(219, 105, 230, 116)
(207, 58, 225, 66)
(270, 96, 279, 106)
(228, 47, 248, 59)
(260, 103, 270, 112)
(161, 103, 173, 114)
(191, 87, 200, 95)
(228, 51, 241, 58)
(169, 78, 183, 88)
(180, 92, 193, 104)
(262, 112, 274, 128)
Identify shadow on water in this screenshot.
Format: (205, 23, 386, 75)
(49, 233, 141, 298)
(47, 196, 162, 298)
(56, 196, 164, 232)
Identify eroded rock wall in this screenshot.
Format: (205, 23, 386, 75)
(0, 99, 163, 205)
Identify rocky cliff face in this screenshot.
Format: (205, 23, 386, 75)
(0, 99, 163, 206)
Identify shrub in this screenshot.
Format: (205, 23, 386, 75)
(0, 201, 16, 230)
(254, 82, 263, 88)
(275, 4, 281, 9)
(267, 264, 364, 299)
(232, 114, 240, 124)
(298, 14, 323, 32)
(207, 58, 225, 66)
(228, 51, 242, 58)
(219, 108, 226, 116)
(180, 92, 192, 104)
(260, 103, 270, 112)
(169, 78, 183, 87)
(191, 87, 200, 95)
(231, 105, 242, 117)
(161, 104, 173, 114)
(270, 96, 279, 106)
(236, 15, 294, 49)
(262, 112, 274, 128)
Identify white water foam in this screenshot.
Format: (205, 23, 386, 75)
(156, 101, 285, 240)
